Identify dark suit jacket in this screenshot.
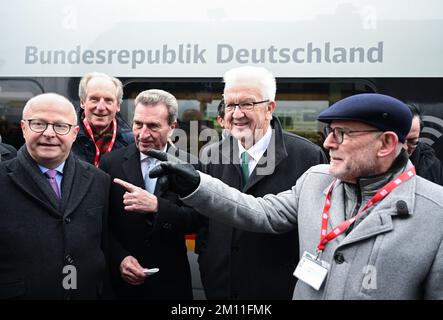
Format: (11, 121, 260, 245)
(99, 143, 202, 300)
(0, 147, 110, 299)
(0, 143, 17, 162)
(410, 141, 443, 185)
(197, 117, 328, 299)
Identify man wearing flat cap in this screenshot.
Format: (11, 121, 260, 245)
(148, 93, 443, 299)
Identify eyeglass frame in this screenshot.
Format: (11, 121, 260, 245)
(405, 138, 420, 147)
(324, 126, 381, 144)
(24, 119, 76, 135)
(223, 99, 270, 112)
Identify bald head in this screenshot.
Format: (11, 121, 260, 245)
(21, 93, 79, 169)
(23, 93, 77, 125)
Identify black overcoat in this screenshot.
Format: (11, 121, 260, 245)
(197, 117, 327, 299)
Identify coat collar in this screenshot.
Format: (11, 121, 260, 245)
(323, 159, 416, 249)
(61, 154, 96, 217)
(122, 144, 145, 189)
(220, 116, 288, 191)
(8, 146, 95, 217)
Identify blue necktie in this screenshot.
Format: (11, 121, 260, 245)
(144, 159, 156, 194)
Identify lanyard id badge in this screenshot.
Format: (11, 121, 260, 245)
(293, 251, 330, 290)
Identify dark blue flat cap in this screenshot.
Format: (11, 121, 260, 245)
(317, 93, 412, 142)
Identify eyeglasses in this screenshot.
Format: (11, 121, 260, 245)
(406, 138, 419, 146)
(25, 119, 75, 135)
(324, 126, 380, 144)
(223, 100, 269, 112)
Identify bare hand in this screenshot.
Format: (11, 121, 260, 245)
(119, 256, 146, 285)
(114, 178, 158, 213)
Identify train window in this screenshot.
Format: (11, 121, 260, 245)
(122, 79, 375, 153)
(0, 79, 43, 148)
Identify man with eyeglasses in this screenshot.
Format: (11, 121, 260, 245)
(0, 93, 112, 299)
(196, 66, 327, 300)
(215, 98, 230, 141)
(404, 103, 443, 185)
(148, 93, 443, 299)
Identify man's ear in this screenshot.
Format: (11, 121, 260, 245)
(72, 125, 80, 142)
(377, 131, 399, 158)
(168, 121, 177, 138)
(80, 100, 85, 109)
(265, 101, 276, 120)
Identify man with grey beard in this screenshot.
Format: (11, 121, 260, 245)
(149, 93, 443, 299)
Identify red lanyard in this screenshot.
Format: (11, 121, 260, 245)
(83, 118, 117, 167)
(317, 167, 416, 252)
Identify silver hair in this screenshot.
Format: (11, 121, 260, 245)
(223, 66, 276, 101)
(134, 89, 178, 125)
(78, 72, 123, 105)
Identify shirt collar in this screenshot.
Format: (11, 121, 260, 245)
(140, 145, 168, 163)
(237, 124, 273, 162)
(38, 162, 65, 175)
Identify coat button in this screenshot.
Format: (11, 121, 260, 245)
(65, 217, 71, 224)
(162, 223, 172, 230)
(65, 254, 74, 265)
(334, 252, 345, 264)
(231, 246, 239, 252)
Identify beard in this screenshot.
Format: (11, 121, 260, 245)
(330, 149, 378, 183)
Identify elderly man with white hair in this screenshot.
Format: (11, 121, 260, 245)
(149, 93, 443, 300)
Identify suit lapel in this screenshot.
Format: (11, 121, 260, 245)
(339, 209, 394, 248)
(338, 178, 416, 247)
(245, 118, 286, 191)
(224, 138, 245, 188)
(62, 155, 95, 217)
(122, 144, 144, 188)
(323, 181, 348, 245)
(7, 159, 60, 217)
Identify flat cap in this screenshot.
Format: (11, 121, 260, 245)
(317, 93, 412, 143)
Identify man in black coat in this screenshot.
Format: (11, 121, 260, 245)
(0, 93, 110, 299)
(405, 103, 443, 185)
(0, 139, 17, 162)
(197, 66, 327, 299)
(100, 89, 202, 300)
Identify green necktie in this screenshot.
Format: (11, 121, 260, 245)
(241, 151, 250, 183)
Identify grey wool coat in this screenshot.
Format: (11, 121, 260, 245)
(183, 162, 443, 300)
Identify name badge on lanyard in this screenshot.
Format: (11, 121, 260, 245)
(293, 251, 330, 290)
(294, 167, 416, 291)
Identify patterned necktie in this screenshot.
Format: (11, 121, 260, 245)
(45, 169, 60, 199)
(241, 151, 250, 183)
